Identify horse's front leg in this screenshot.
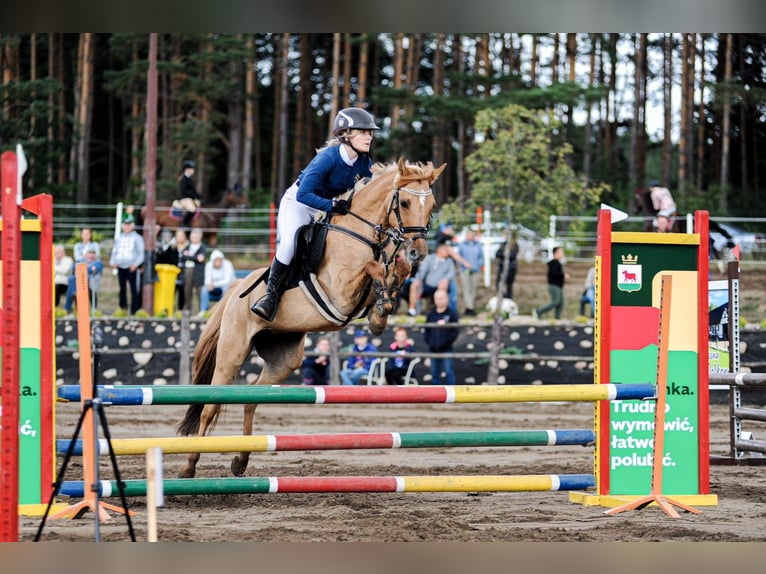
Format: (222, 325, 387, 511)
(388, 258, 412, 310)
(364, 261, 393, 317)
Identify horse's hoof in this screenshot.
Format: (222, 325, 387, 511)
(178, 467, 196, 479)
(231, 456, 247, 476)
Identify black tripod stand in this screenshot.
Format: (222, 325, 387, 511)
(35, 322, 136, 541)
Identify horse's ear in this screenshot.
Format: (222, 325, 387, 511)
(431, 162, 447, 181)
(397, 157, 409, 174)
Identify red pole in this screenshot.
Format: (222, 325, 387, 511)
(1, 151, 21, 542)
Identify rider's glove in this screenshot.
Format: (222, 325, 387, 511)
(331, 199, 350, 215)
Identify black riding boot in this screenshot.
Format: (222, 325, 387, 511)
(250, 259, 290, 321)
(182, 211, 194, 232)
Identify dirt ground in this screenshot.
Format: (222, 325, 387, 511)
(19, 395, 766, 543)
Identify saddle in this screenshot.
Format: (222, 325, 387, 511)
(239, 220, 372, 325)
(170, 200, 201, 222)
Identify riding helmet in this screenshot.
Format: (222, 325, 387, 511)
(332, 108, 380, 137)
(183, 160, 196, 170)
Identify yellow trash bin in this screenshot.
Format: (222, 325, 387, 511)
(154, 263, 181, 316)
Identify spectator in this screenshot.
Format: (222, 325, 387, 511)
(533, 246, 570, 320)
(302, 336, 331, 386)
(84, 246, 104, 311)
(180, 228, 207, 315)
(456, 229, 484, 316)
(435, 223, 467, 312)
(385, 326, 416, 385)
(423, 289, 459, 385)
(54, 244, 74, 308)
(109, 214, 145, 314)
(64, 227, 100, 313)
(407, 242, 457, 316)
(200, 249, 236, 314)
(155, 229, 178, 266)
(494, 234, 520, 300)
(173, 230, 189, 311)
(579, 265, 596, 318)
(340, 330, 378, 386)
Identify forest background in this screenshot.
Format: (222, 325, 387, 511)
(0, 32, 765, 236)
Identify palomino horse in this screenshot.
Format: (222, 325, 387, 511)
(176, 158, 445, 478)
(138, 187, 248, 246)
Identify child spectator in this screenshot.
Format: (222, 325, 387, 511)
(302, 336, 331, 385)
(423, 289, 459, 385)
(340, 329, 377, 385)
(84, 246, 104, 310)
(385, 326, 416, 385)
(200, 249, 236, 313)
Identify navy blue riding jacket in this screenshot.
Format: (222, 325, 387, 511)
(295, 145, 373, 212)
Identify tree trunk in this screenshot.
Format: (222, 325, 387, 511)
(719, 33, 732, 211)
(582, 34, 597, 183)
(662, 34, 673, 187)
(390, 33, 404, 130)
(530, 34, 538, 86)
(242, 35, 255, 192)
(696, 35, 706, 191)
(551, 33, 560, 83)
(276, 33, 290, 197)
(47, 33, 55, 185)
(75, 33, 95, 204)
(358, 35, 369, 105)
(738, 34, 748, 195)
(431, 33, 446, 202)
(629, 34, 640, 190)
(329, 33, 341, 137)
(227, 35, 244, 192)
(342, 33, 352, 108)
(130, 42, 142, 196)
(566, 33, 577, 130)
(292, 34, 310, 177)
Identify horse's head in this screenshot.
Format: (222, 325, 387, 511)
(224, 186, 249, 210)
(389, 157, 444, 264)
(631, 187, 652, 215)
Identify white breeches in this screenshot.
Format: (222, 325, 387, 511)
(275, 182, 322, 265)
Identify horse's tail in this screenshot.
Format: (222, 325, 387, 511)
(176, 283, 233, 436)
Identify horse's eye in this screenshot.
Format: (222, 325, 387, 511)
(400, 199, 410, 210)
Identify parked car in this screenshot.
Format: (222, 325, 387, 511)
(709, 222, 764, 257)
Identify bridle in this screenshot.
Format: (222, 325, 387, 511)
(325, 180, 433, 263)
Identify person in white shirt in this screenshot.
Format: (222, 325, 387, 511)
(200, 249, 236, 313)
(54, 244, 74, 308)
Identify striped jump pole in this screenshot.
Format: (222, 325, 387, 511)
(59, 474, 597, 497)
(57, 383, 656, 405)
(57, 429, 596, 456)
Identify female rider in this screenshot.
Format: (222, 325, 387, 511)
(251, 107, 380, 321)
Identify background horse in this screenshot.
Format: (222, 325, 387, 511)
(138, 187, 248, 246)
(176, 158, 444, 478)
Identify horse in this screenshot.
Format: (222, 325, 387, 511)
(175, 158, 445, 478)
(137, 187, 249, 247)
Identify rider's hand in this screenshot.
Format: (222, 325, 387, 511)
(331, 199, 350, 215)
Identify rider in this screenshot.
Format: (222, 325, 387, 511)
(250, 107, 381, 321)
(178, 160, 203, 230)
(648, 180, 677, 230)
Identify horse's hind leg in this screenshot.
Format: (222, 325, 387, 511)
(230, 331, 306, 476)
